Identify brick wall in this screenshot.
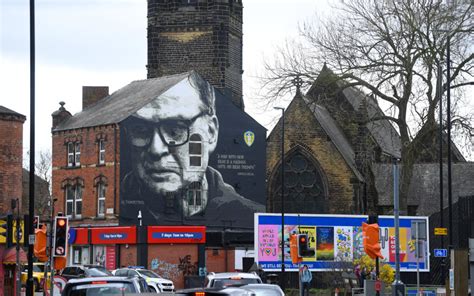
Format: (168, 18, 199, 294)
(147, 244, 199, 289)
(51, 124, 120, 225)
(205, 247, 235, 273)
(147, 0, 244, 109)
(0, 113, 25, 214)
(266, 96, 356, 214)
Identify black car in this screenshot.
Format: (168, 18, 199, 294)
(61, 276, 150, 296)
(61, 265, 113, 281)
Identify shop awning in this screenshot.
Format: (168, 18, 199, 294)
(2, 247, 27, 265)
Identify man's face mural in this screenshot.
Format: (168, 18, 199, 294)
(127, 79, 219, 196)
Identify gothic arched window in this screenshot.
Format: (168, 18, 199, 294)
(272, 150, 327, 214)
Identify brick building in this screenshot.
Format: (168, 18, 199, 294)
(51, 72, 265, 288)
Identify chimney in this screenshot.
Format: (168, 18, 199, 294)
(82, 86, 109, 110)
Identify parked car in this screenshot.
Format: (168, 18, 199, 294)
(205, 272, 262, 288)
(113, 267, 175, 293)
(60, 265, 113, 281)
(177, 284, 284, 296)
(21, 262, 47, 291)
(61, 276, 151, 296)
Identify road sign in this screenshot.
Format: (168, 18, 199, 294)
(434, 249, 448, 257)
(434, 228, 447, 235)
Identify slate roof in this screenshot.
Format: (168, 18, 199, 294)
(0, 105, 26, 119)
(53, 72, 192, 131)
(341, 87, 402, 158)
(303, 96, 365, 182)
(373, 162, 474, 216)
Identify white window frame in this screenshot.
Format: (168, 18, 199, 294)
(65, 184, 83, 218)
(67, 142, 81, 167)
(187, 182, 202, 210)
(98, 139, 105, 165)
(189, 134, 202, 167)
(75, 142, 81, 166)
(97, 183, 106, 217)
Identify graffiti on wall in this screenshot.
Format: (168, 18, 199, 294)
(150, 258, 181, 282)
(178, 255, 198, 276)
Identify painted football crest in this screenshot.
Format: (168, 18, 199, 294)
(244, 131, 255, 147)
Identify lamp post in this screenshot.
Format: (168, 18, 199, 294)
(274, 106, 285, 290)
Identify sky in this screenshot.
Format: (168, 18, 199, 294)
(1, 0, 334, 160)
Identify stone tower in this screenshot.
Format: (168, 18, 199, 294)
(147, 0, 244, 109)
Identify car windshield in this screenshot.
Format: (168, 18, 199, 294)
(212, 278, 260, 288)
(67, 283, 135, 296)
(138, 270, 160, 278)
(86, 268, 112, 277)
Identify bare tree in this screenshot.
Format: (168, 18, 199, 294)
(23, 150, 52, 218)
(260, 0, 473, 212)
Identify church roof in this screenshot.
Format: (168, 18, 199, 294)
(341, 87, 402, 158)
(53, 72, 193, 131)
(303, 96, 365, 182)
(373, 162, 474, 216)
(308, 66, 402, 159)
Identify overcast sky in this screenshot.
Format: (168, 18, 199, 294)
(1, 0, 335, 160)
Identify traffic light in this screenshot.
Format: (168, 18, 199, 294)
(297, 234, 315, 257)
(362, 222, 383, 259)
(0, 215, 13, 247)
(53, 216, 69, 257)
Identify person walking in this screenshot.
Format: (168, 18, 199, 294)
(300, 264, 312, 296)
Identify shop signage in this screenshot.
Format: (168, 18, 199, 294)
(148, 226, 206, 244)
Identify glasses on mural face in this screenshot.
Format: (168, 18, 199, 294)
(127, 111, 208, 148)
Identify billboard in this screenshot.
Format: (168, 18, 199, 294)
(119, 73, 266, 228)
(255, 213, 430, 272)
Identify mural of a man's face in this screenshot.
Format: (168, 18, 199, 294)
(128, 79, 219, 195)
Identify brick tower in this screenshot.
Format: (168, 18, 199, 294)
(147, 0, 244, 109)
(0, 106, 26, 214)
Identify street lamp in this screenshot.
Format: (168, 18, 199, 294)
(274, 106, 285, 289)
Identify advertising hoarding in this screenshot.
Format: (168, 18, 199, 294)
(255, 213, 429, 272)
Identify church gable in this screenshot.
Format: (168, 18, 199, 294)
(267, 95, 360, 215)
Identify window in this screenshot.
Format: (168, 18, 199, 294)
(67, 142, 81, 167)
(272, 150, 327, 214)
(189, 134, 202, 167)
(187, 182, 202, 209)
(98, 139, 105, 164)
(97, 183, 106, 217)
(66, 185, 83, 218)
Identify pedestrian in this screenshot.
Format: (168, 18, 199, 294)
(300, 264, 312, 296)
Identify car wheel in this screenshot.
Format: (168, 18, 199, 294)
(149, 286, 158, 293)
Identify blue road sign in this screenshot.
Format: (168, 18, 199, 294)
(434, 248, 448, 257)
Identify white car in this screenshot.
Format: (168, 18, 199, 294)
(113, 267, 174, 293)
(205, 272, 262, 288)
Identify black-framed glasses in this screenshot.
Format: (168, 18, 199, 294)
(126, 111, 208, 148)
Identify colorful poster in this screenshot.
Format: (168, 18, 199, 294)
(334, 227, 353, 261)
(258, 225, 279, 261)
(316, 227, 334, 261)
(298, 226, 317, 261)
(255, 214, 430, 272)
